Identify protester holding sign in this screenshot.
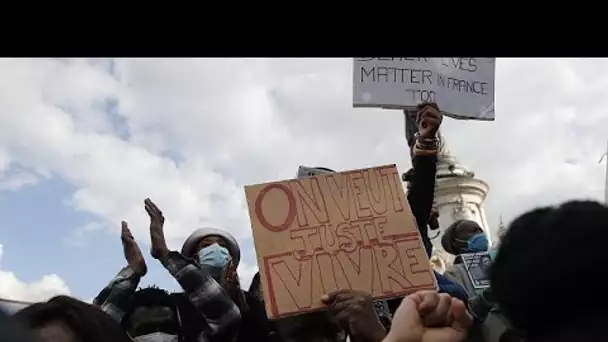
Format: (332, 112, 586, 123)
(241, 101, 447, 342)
(246, 102, 466, 342)
(405, 102, 443, 257)
(440, 220, 490, 297)
(387, 102, 470, 315)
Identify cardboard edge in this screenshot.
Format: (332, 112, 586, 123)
(243, 186, 276, 319)
(244, 164, 399, 188)
(395, 169, 440, 293)
(266, 282, 438, 320)
(353, 104, 496, 121)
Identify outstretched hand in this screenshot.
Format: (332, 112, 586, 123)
(383, 291, 472, 342)
(416, 103, 442, 139)
(121, 221, 147, 276)
(145, 198, 169, 259)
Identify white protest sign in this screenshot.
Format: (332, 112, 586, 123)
(352, 58, 496, 121)
(460, 252, 492, 290)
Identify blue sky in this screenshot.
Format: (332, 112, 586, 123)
(0, 58, 606, 303)
(0, 177, 132, 300)
(0, 132, 196, 301)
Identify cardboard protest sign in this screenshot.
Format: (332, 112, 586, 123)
(460, 252, 492, 290)
(353, 58, 496, 121)
(244, 164, 437, 319)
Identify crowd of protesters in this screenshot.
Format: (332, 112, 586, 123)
(1, 102, 604, 342)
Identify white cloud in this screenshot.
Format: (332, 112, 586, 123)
(0, 58, 606, 299)
(0, 171, 38, 191)
(63, 221, 105, 248)
(0, 244, 70, 302)
(0, 273, 70, 302)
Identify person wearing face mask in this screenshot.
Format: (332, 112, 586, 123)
(181, 228, 272, 342)
(440, 219, 490, 298)
(94, 198, 241, 342)
(180, 227, 248, 316)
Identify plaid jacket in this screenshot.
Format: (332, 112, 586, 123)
(93, 251, 241, 342)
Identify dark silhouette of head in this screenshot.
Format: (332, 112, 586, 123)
(123, 286, 214, 342)
(273, 311, 345, 342)
(122, 287, 181, 339)
(14, 295, 131, 342)
(1, 307, 41, 342)
(490, 200, 608, 341)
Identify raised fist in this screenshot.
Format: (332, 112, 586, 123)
(417, 102, 443, 139)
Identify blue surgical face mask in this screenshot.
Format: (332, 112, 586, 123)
(197, 243, 231, 280)
(464, 233, 489, 253)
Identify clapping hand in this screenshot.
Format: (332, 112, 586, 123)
(145, 198, 169, 259)
(121, 221, 147, 276)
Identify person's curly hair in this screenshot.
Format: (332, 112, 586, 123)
(490, 200, 608, 341)
(14, 295, 131, 342)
